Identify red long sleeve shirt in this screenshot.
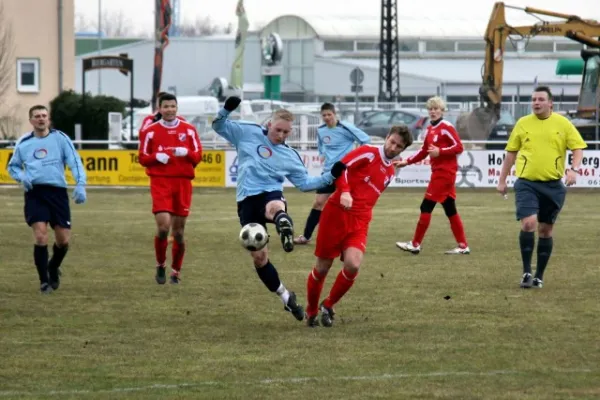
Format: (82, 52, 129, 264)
(407, 119, 463, 176)
(138, 119, 202, 179)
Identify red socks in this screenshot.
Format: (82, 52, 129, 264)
(154, 236, 168, 266)
(306, 267, 328, 317)
(171, 241, 186, 274)
(448, 214, 468, 248)
(412, 213, 432, 247)
(154, 237, 186, 274)
(322, 268, 358, 310)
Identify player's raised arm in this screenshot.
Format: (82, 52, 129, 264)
(211, 96, 245, 146)
(138, 127, 167, 166)
(285, 150, 346, 192)
(339, 121, 371, 145)
(438, 124, 464, 156)
(406, 136, 429, 165)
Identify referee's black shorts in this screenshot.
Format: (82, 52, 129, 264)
(24, 185, 71, 229)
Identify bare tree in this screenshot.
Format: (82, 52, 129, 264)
(74, 10, 134, 37)
(0, 3, 20, 139)
(179, 16, 230, 37)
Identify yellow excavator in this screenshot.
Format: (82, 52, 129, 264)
(459, 2, 600, 143)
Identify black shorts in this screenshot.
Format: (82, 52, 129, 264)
(316, 183, 336, 195)
(24, 185, 71, 229)
(237, 191, 287, 230)
(514, 178, 567, 224)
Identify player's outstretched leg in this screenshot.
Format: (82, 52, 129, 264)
(253, 250, 304, 321)
(320, 248, 361, 327)
(154, 213, 172, 285)
(533, 236, 553, 289)
(274, 210, 295, 253)
(441, 197, 470, 255)
(169, 217, 187, 284)
(48, 243, 68, 290)
(396, 199, 436, 254)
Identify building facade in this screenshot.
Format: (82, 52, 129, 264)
(1, 0, 75, 138)
(74, 14, 587, 106)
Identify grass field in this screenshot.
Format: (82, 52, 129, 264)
(1, 187, 599, 399)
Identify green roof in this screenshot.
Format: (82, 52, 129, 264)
(76, 38, 143, 56)
(556, 58, 584, 76)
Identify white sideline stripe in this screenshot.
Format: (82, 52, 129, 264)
(0, 368, 594, 397)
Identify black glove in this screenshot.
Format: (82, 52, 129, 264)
(152, 112, 162, 123)
(330, 161, 347, 178)
(224, 96, 241, 112)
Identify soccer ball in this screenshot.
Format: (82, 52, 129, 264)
(239, 223, 269, 251)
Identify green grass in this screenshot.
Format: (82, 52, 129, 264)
(1, 187, 599, 399)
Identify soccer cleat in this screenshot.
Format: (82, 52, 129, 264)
(155, 265, 167, 285)
(520, 273, 533, 288)
(293, 235, 310, 245)
(396, 241, 421, 254)
(169, 274, 180, 284)
(319, 302, 335, 328)
(444, 246, 471, 255)
(284, 291, 305, 321)
(48, 266, 60, 291)
(40, 283, 53, 294)
(306, 314, 320, 328)
(532, 278, 543, 288)
(277, 217, 295, 253)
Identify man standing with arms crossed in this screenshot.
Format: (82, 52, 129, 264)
(294, 103, 370, 245)
(212, 96, 346, 321)
(7, 105, 87, 293)
(138, 93, 203, 285)
(497, 86, 586, 289)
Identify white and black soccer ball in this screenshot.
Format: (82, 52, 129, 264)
(239, 223, 269, 251)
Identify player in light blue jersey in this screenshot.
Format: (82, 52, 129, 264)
(7, 105, 87, 294)
(294, 102, 371, 245)
(212, 96, 346, 322)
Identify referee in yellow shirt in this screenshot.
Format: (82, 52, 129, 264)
(497, 86, 587, 289)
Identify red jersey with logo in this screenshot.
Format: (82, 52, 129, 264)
(330, 145, 396, 218)
(139, 114, 186, 134)
(315, 145, 395, 259)
(407, 119, 463, 176)
(138, 119, 202, 179)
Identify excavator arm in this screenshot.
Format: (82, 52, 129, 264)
(481, 2, 600, 117)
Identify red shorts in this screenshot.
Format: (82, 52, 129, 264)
(425, 173, 456, 203)
(150, 176, 193, 217)
(314, 203, 371, 260)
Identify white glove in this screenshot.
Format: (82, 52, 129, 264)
(174, 147, 188, 157)
(156, 152, 170, 164)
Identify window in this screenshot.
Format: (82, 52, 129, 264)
(323, 40, 354, 51)
(425, 40, 456, 52)
(17, 58, 40, 93)
(523, 41, 554, 52)
(556, 42, 583, 52)
(457, 41, 486, 52)
(398, 40, 418, 52)
(356, 41, 379, 51)
(391, 112, 417, 124)
(365, 111, 393, 125)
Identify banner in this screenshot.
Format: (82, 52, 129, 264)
(0, 149, 226, 187)
(224, 150, 600, 188)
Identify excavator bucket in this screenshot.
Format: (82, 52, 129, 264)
(456, 107, 498, 148)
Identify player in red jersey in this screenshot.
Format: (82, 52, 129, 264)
(138, 92, 186, 135)
(305, 125, 413, 327)
(138, 93, 203, 284)
(395, 96, 470, 255)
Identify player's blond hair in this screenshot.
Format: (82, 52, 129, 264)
(426, 96, 446, 111)
(272, 109, 295, 122)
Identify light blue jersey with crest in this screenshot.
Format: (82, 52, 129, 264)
(212, 108, 334, 202)
(7, 129, 86, 188)
(317, 121, 370, 174)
